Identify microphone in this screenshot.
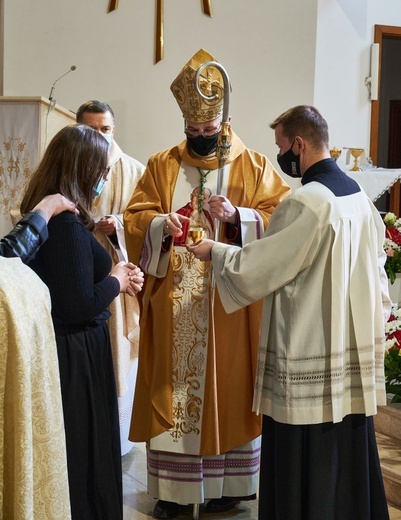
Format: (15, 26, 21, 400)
(48, 65, 77, 102)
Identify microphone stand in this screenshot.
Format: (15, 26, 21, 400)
(45, 66, 76, 146)
(48, 66, 76, 110)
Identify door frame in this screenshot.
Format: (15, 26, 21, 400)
(370, 25, 401, 214)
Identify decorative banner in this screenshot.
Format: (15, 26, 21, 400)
(107, 0, 119, 13)
(202, 0, 213, 17)
(0, 103, 40, 236)
(155, 0, 164, 64)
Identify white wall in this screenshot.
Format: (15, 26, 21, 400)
(314, 0, 372, 160)
(2, 0, 316, 168)
(314, 0, 401, 170)
(2, 0, 401, 172)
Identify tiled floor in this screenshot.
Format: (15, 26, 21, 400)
(122, 442, 401, 520)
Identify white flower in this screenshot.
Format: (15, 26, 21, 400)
(386, 338, 398, 350)
(384, 238, 400, 251)
(386, 322, 398, 334)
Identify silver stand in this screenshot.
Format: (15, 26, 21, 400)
(192, 503, 200, 519)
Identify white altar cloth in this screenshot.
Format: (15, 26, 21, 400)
(283, 167, 401, 203)
(347, 168, 401, 202)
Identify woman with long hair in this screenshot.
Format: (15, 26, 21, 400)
(20, 124, 143, 519)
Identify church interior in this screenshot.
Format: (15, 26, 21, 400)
(1, 1, 401, 518)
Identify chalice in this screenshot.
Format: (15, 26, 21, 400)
(188, 220, 205, 245)
(329, 147, 342, 162)
(348, 148, 364, 171)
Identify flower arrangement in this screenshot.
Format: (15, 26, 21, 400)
(385, 306, 401, 403)
(383, 212, 401, 284)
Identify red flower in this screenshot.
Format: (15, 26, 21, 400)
(387, 327, 401, 350)
(386, 226, 401, 245)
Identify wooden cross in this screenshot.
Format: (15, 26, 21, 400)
(107, 1, 213, 63)
(107, 0, 119, 13)
(201, 0, 213, 17)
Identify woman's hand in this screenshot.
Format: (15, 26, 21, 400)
(126, 262, 144, 296)
(110, 261, 144, 295)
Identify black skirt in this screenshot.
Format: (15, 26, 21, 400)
(56, 322, 122, 520)
(259, 414, 389, 520)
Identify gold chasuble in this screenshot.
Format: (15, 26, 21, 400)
(124, 131, 290, 456)
(0, 258, 71, 519)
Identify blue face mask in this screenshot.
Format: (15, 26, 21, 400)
(100, 132, 113, 147)
(93, 177, 107, 198)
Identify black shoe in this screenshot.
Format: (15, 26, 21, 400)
(206, 497, 238, 513)
(205, 494, 257, 513)
(154, 500, 182, 519)
(233, 493, 257, 501)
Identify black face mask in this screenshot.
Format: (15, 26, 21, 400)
(277, 141, 301, 178)
(186, 133, 219, 156)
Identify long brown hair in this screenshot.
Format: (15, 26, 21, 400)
(20, 124, 109, 229)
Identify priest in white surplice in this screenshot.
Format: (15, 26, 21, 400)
(190, 105, 392, 520)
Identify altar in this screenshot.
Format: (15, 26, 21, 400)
(284, 167, 401, 209)
(346, 168, 401, 205)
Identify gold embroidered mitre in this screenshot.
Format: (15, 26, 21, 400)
(170, 48, 224, 123)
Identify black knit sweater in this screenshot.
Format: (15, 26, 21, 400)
(28, 211, 120, 334)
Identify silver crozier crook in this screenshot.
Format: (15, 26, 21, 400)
(194, 61, 232, 244)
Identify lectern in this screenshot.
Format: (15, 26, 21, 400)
(0, 96, 75, 237)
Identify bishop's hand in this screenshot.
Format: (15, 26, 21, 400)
(208, 195, 236, 223)
(163, 212, 190, 238)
